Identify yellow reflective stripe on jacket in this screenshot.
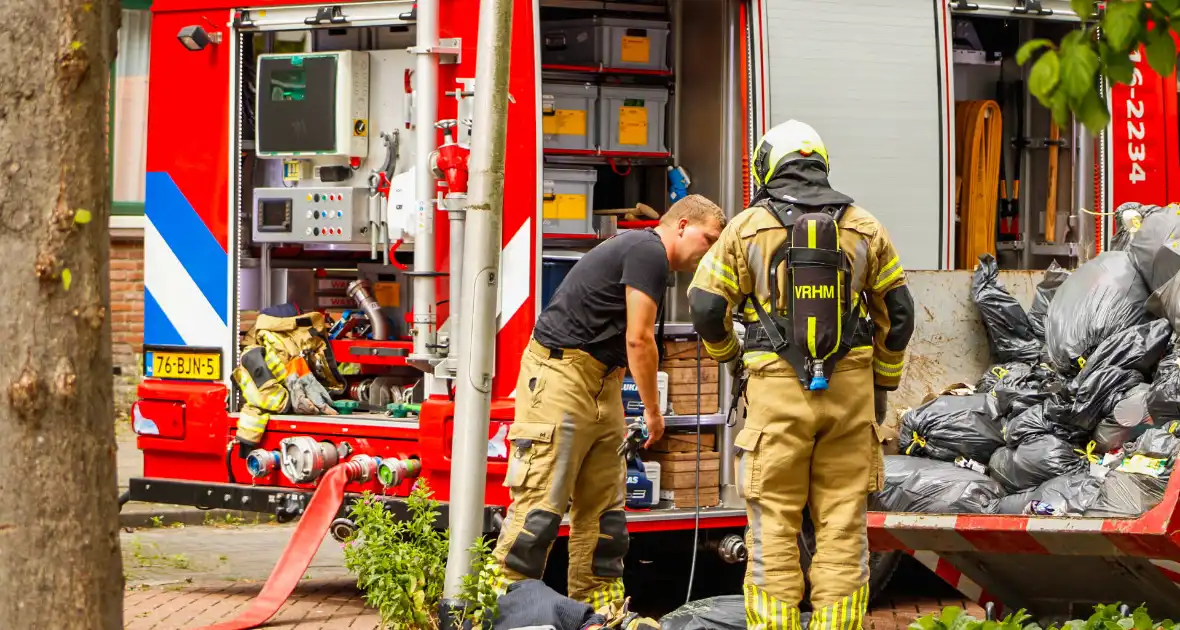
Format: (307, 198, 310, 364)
(874, 357, 904, 377)
(704, 335, 738, 359)
(701, 253, 740, 292)
(743, 350, 778, 368)
(874, 256, 904, 291)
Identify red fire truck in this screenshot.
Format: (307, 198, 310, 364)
(126, 0, 1180, 617)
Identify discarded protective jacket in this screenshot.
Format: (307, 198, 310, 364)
(1045, 251, 1151, 374)
(971, 254, 1040, 363)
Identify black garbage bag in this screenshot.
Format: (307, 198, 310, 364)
(989, 473, 1103, 515)
(972, 254, 1041, 363)
(1083, 471, 1169, 518)
(1129, 208, 1180, 291)
(1065, 366, 1145, 433)
(1094, 384, 1153, 453)
(871, 456, 1006, 514)
(989, 435, 1089, 493)
(1028, 261, 1072, 340)
(993, 364, 1065, 418)
(898, 394, 1004, 463)
(975, 362, 1033, 394)
(1111, 203, 1164, 252)
(1126, 423, 1180, 460)
(1045, 251, 1151, 373)
(1147, 340, 1180, 425)
(1003, 401, 1090, 447)
(659, 596, 746, 630)
(1077, 319, 1172, 377)
(1148, 273, 1180, 331)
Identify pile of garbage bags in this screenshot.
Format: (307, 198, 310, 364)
(877, 211, 1180, 518)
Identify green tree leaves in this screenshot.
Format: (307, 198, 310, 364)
(1022, 1, 1180, 132)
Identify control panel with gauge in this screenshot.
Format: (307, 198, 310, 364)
(252, 187, 370, 244)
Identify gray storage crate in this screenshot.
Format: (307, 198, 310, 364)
(542, 18, 671, 71)
(542, 83, 598, 152)
(542, 168, 598, 234)
(598, 85, 669, 154)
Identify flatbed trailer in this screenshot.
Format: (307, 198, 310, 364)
(127, 0, 1180, 617)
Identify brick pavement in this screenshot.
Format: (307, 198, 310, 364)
(124, 578, 380, 629)
(123, 578, 982, 630)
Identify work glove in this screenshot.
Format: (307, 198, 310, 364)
(287, 373, 339, 416)
(617, 419, 649, 461)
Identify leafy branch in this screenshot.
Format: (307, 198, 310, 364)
(909, 602, 1176, 630)
(1019, 0, 1180, 132)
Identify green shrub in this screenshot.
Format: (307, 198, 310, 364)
(342, 479, 499, 629)
(910, 603, 1176, 630)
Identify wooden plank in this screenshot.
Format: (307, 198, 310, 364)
(648, 432, 716, 452)
(669, 394, 719, 415)
(661, 469, 720, 489)
(669, 381, 719, 396)
(660, 487, 720, 509)
(664, 366, 719, 385)
(645, 450, 721, 463)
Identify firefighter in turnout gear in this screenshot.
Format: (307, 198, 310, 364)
(688, 120, 915, 629)
(491, 195, 726, 609)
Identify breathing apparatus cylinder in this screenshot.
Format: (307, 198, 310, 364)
(788, 212, 847, 391)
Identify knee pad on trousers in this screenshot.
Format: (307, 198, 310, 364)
(592, 510, 629, 578)
(505, 509, 561, 579)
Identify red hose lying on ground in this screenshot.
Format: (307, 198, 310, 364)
(193, 464, 352, 630)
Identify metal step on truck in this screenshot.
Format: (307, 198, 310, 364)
(123, 0, 1180, 619)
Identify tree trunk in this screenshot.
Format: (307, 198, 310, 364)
(0, 1, 123, 628)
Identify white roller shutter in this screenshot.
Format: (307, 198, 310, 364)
(754, 0, 951, 270)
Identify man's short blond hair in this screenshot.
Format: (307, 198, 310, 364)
(660, 194, 727, 228)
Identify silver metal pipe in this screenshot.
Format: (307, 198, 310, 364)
(718, 0, 741, 508)
(448, 202, 466, 366)
(441, 0, 513, 602)
(347, 279, 390, 341)
(259, 243, 272, 309)
(1073, 119, 1096, 262)
(411, 0, 440, 363)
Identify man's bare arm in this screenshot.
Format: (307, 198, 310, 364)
(625, 286, 665, 446)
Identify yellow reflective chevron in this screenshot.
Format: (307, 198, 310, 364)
(873, 256, 904, 291)
(585, 579, 626, 611)
(744, 582, 804, 630)
(744, 351, 779, 369)
(808, 583, 869, 630)
(236, 405, 270, 445)
(701, 253, 740, 292)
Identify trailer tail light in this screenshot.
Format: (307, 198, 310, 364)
(132, 400, 186, 439)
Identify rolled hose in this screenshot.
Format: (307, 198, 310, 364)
(954, 100, 1003, 269)
(194, 457, 377, 630)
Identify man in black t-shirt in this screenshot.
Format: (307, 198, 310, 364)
(490, 195, 726, 609)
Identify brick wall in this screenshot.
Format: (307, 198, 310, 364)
(111, 236, 144, 416)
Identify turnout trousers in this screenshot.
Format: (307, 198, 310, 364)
(490, 338, 629, 609)
(737, 350, 882, 630)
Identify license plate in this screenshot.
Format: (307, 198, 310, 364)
(146, 350, 221, 381)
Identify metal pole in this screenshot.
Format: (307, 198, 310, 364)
(718, 0, 741, 508)
(448, 203, 466, 370)
(440, 0, 513, 611)
(410, 0, 440, 366)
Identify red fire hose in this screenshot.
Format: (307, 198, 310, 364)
(193, 460, 366, 630)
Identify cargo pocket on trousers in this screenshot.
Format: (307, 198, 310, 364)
(868, 421, 886, 494)
(734, 427, 763, 501)
(503, 422, 556, 490)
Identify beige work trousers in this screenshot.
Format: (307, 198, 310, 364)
(737, 350, 881, 630)
(490, 339, 629, 609)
